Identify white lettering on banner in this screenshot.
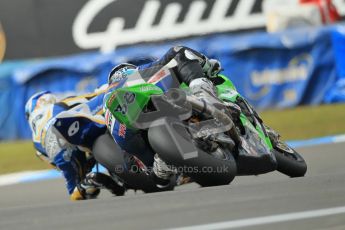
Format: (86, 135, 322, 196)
(72, 0, 266, 52)
(250, 54, 313, 86)
(72, 0, 345, 52)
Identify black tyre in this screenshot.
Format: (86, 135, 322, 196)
(273, 142, 307, 177)
(92, 133, 174, 193)
(148, 117, 237, 187)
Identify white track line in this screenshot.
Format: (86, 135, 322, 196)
(334, 134, 345, 143)
(0, 171, 36, 186)
(0, 170, 53, 186)
(168, 206, 345, 230)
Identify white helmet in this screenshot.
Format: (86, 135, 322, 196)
(25, 91, 57, 120)
(108, 63, 137, 85)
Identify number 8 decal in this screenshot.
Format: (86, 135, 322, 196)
(68, 121, 80, 136)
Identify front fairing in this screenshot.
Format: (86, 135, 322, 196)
(104, 83, 163, 129)
(216, 74, 273, 150)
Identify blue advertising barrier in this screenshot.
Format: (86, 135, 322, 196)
(1, 24, 345, 140)
(324, 25, 345, 103)
(207, 26, 339, 108)
(2, 56, 116, 139)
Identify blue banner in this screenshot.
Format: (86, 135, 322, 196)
(1, 24, 344, 140)
(217, 27, 337, 108)
(325, 25, 345, 103)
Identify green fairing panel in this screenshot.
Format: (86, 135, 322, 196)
(218, 74, 237, 91)
(105, 83, 163, 128)
(216, 74, 239, 103)
(216, 75, 273, 149)
(239, 114, 273, 150)
(179, 82, 189, 89)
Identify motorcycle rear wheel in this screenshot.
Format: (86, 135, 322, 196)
(92, 133, 175, 193)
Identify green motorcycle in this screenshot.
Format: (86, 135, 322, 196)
(103, 73, 307, 188)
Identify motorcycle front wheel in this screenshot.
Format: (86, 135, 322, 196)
(273, 141, 307, 177)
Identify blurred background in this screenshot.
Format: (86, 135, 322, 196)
(1, 0, 345, 173)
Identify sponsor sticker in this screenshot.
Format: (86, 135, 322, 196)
(148, 69, 170, 83)
(118, 123, 126, 138)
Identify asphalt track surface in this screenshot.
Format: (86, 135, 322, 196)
(1, 142, 345, 230)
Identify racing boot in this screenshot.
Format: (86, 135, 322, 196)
(189, 78, 242, 145)
(152, 154, 175, 188)
(189, 77, 241, 117)
(189, 78, 221, 105)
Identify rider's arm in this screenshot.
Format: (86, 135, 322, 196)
(138, 46, 221, 85)
(52, 149, 81, 195)
(51, 147, 98, 201)
(43, 123, 92, 199)
(138, 46, 206, 70)
(33, 140, 81, 197)
(76, 83, 119, 116)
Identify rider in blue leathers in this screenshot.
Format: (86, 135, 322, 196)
(25, 88, 125, 200)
